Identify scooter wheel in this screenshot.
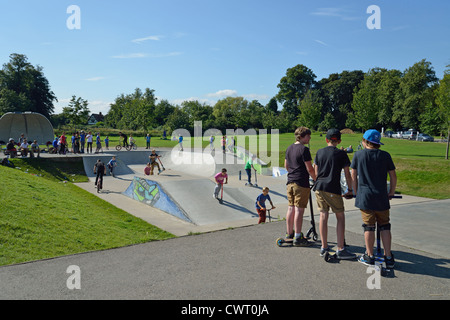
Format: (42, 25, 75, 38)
(276, 238, 284, 247)
(313, 234, 318, 241)
(324, 251, 330, 262)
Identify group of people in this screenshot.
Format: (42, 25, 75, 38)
(5, 133, 40, 158)
(282, 127, 397, 268)
(51, 131, 102, 155)
(209, 135, 235, 153)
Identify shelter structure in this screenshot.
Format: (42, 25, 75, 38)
(0, 112, 54, 145)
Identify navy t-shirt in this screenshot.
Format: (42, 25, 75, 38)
(350, 148, 396, 211)
(285, 143, 312, 188)
(255, 193, 272, 209)
(314, 146, 351, 195)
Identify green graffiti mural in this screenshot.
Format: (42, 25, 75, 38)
(132, 177, 160, 206)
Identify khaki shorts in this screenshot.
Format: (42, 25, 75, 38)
(315, 190, 344, 213)
(286, 183, 310, 208)
(360, 209, 390, 226)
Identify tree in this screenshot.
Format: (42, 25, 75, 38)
(351, 68, 386, 131)
(297, 89, 322, 130)
(393, 59, 438, 129)
(319, 70, 364, 129)
(106, 88, 156, 130)
(0, 53, 57, 118)
(436, 65, 450, 159)
(276, 64, 316, 118)
(61, 95, 90, 128)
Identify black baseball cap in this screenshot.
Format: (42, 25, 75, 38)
(326, 129, 341, 141)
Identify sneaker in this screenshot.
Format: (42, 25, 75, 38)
(293, 235, 312, 247)
(320, 247, 331, 257)
(285, 233, 294, 240)
(384, 254, 395, 269)
(358, 253, 375, 266)
(336, 248, 356, 260)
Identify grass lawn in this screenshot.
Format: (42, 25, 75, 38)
(127, 131, 449, 199)
(0, 162, 175, 266)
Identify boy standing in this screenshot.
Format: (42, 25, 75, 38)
(284, 127, 317, 246)
(351, 129, 397, 268)
(314, 129, 355, 259)
(255, 187, 276, 224)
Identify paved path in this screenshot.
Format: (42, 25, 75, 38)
(1, 148, 449, 301)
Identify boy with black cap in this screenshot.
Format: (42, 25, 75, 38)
(314, 129, 355, 259)
(351, 129, 397, 268)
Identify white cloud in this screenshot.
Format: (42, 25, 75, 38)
(84, 76, 105, 81)
(112, 52, 182, 59)
(132, 35, 163, 43)
(148, 52, 183, 58)
(206, 89, 238, 98)
(242, 93, 270, 100)
(315, 39, 328, 46)
(112, 53, 148, 59)
(310, 7, 360, 21)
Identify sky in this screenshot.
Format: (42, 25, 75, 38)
(0, 0, 449, 115)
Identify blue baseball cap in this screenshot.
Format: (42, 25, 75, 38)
(363, 129, 384, 145)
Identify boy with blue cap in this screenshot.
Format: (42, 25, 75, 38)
(351, 129, 397, 268)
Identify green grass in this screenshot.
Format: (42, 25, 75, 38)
(4, 157, 89, 183)
(0, 164, 175, 266)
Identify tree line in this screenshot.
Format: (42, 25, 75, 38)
(1, 53, 449, 139)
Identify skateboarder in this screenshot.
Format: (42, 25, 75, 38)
(314, 129, 355, 259)
(351, 129, 397, 268)
(255, 187, 276, 224)
(213, 168, 228, 199)
(284, 127, 317, 246)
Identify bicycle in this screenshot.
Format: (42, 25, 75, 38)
(96, 174, 103, 193)
(116, 142, 137, 151)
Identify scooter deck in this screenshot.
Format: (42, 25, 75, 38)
(323, 250, 357, 263)
(360, 255, 393, 277)
(276, 238, 293, 247)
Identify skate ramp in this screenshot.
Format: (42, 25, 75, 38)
(123, 177, 192, 223)
(81, 149, 279, 226)
(157, 178, 258, 225)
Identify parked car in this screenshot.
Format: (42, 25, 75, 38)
(401, 130, 418, 140)
(392, 131, 403, 139)
(384, 130, 395, 137)
(417, 133, 434, 142)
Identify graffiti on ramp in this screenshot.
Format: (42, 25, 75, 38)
(123, 177, 192, 223)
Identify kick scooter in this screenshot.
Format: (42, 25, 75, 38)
(276, 184, 318, 247)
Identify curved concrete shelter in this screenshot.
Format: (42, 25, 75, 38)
(0, 112, 54, 144)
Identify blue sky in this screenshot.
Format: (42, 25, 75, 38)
(0, 0, 449, 115)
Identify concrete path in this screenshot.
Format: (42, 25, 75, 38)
(1, 147, 448, 301)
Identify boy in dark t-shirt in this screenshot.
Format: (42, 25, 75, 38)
(284, 127, 317, 246)
(314, 129, 354, 259)
(351, 129, 397, 268)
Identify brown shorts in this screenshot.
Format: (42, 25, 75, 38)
(360, 209, 390, 226)
(315, 191, 344, 213)
(286, 183, 310, 208)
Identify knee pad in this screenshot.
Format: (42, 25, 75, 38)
(379, 223, 391, 231)
(362, 224, 376, 232)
